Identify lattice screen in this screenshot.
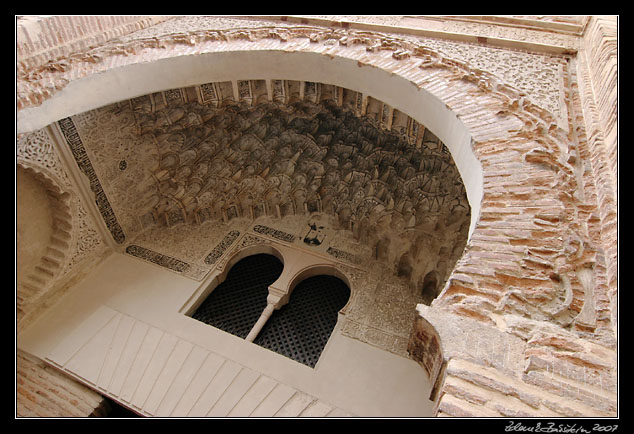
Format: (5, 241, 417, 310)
(192, 254, 350, 368)
(254, 275, 350, 367)
(192, 254, 283, 339)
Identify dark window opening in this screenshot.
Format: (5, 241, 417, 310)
(254, 275, 350, 368)
(191, 254, 283, 339)
(191, 254, 349, 368)
(101, 398, 140, 417)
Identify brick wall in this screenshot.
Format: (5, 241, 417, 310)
(16, 350, 108, 417)
(16, 15, 171, 69)
(576, 16, 618, 332)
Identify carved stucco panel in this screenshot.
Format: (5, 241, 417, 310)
(418, 38, 570, 128)
(17, 128, 106, 278)
(341, 265, 424, 357)
(72, 106, 150, 241)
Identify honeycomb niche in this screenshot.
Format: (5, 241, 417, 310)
(84, 80, 471, 296)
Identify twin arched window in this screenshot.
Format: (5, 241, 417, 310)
(191, 254, 350, 368)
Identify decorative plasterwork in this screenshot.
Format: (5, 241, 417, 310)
(14, 16, 619, 418)
(417, 38, 570, 127)
(16, 129, 106, 275)
(342, 269, 425, 357)
(67, 85, 470, 300)
(17, 16, 570, 131)
(16, 128, 106, 328)
(57, 117, 125, 244)
(204, 230, 241, 265)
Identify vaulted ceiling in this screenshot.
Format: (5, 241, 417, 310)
(66, 78, 471, 299)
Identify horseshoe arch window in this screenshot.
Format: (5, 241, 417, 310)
(254, 274, 351, 368)
(190, 253, 351, 368)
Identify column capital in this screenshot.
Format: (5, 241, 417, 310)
(267, 284, 290, 309)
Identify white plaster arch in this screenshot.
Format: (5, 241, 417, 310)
(220, 242, 286, 276)
(286, 263, 352, 309)
(287, 263, 352, 295)
(17, 49, 483, 238)
(181, 243, 285, 317)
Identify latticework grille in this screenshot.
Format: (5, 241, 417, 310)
(254, 275, 350, 368)
(192, 254, 283, 339)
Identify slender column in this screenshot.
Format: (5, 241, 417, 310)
(245, 303, 275, 342)
(245, 286, 289, 343)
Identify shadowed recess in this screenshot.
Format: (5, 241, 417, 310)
(191, 254, 283, 338)
(254, 274, 351, 367)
